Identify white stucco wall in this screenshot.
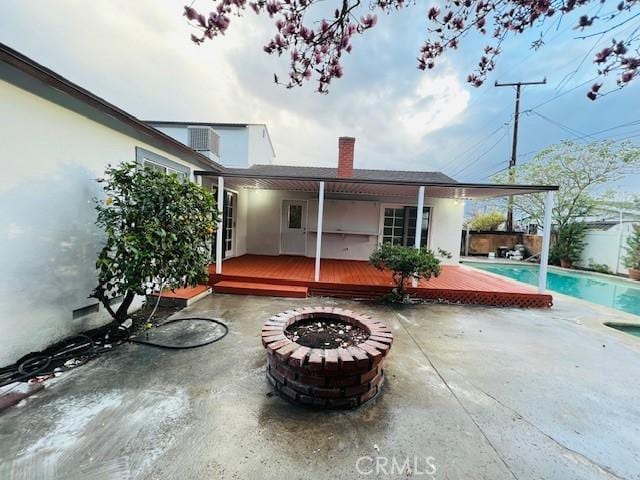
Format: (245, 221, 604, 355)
(242, 188, 464, 263)
(245, 189, 314, 255)
(234, 187, 249, 257)
(247, 125, 275, 166)
(0, 79, 206, 366)
(154, 125, 189, 145)
(428, 197, 465, 264)
(212, 127, 250, 168)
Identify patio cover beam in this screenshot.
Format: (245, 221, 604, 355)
(315, 181, 325, 282)
(538, 190, 554, 293)
(216, 176, 224, 274)
(195, 170, 559, 199)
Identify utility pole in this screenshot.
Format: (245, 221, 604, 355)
(495, 78, 546, 231)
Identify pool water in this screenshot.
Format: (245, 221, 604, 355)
(464, 262, 640, 317)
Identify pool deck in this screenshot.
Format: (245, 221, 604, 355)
(1, 293, 639, 479)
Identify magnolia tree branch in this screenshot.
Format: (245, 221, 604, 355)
(185, 0, 640, 97)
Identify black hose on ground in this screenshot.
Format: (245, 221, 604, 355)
(0, 317, 229, 388)
(0, 326, 117, 387)
(130, 317, 229, 349)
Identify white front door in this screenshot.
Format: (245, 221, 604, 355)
(281, 200, 307, 255)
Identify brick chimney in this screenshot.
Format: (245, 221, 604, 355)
(337, 137, 355, 178)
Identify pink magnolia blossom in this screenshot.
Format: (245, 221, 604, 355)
(184, 0, 640, 97)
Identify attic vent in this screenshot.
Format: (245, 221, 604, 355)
(188, 126, 220, 156)
(72, 303, 99, 320)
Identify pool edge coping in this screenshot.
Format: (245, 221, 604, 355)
(461, 261, 640, 324)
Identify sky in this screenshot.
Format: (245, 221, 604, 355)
(1, 0, 639, 194)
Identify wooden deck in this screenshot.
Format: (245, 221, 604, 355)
(209, 255, 552, 308)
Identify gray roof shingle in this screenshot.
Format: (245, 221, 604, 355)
(226, 165, 457, 183)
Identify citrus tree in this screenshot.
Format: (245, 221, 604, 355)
(370, 243, 441, 302)
(91, 162, 217, 322)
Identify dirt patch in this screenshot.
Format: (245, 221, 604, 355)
(285, 317, 369, 349)
(130, 305, 182, 333)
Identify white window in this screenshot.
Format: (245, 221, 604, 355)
(382, 206, 431, 247)
(135, 147, 190, 182)
(142, 158, 188, 182)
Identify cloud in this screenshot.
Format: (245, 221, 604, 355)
(396, 69, 471, 144)
(0, 0, 638, 189)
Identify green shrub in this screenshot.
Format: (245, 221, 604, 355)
(469, 210, 506, 231)
(550, 222, 587, 265)
(623, 224, 640, 270)
(369, 243, 441, 302)
(587, 262, 612, 274)
(91, 162, 217, 321)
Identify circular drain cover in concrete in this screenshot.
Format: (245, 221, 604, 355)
(130, 318, 228, 349)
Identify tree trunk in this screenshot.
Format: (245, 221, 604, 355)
(114, 291, 136, 322)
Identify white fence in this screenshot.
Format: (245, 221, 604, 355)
(577, 225, 634, 274)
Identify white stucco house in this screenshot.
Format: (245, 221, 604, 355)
(0, 43, 226, 366)
(0, 42, 558, 367)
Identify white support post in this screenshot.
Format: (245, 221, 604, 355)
(465, 222, 470, 257)
(314, 181, 325, 282)
(413, 186, 426, 287)
(538, 190, 554, 293)
(414, 186, 426, 249)
(216, 176, 224, 274)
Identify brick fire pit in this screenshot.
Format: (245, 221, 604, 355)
(261, 307, 393, 408)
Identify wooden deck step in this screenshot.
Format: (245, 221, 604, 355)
(214, 280, 308, 298)
(147, 285, 212, 307)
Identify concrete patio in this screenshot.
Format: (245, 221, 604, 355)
(1, 293, 639, 480)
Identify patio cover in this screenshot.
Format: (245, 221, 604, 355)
(194, 170, 558, 199)
(195, 170, 557, 294)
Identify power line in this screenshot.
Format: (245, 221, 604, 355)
(527, 76, 597, 110)
(450, 129, 509, 178)
(527, 110, 597, 140)
(573, 119, 640, 141)
(448, 123, 507, 166)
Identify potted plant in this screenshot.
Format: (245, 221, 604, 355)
(623, 224, 640, 281)
(551, 223, 587, 269)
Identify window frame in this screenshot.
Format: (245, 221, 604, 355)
(135, 147, 191, 181)
(379, 203, 433, 248)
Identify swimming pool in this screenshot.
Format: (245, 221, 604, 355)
(463, 261, 640, 317)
